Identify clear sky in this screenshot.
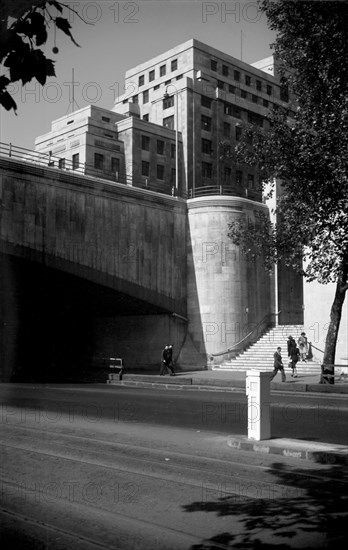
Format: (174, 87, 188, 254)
(0, 0, 275, 149)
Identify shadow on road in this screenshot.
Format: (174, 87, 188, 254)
(182, 461, 348, 549)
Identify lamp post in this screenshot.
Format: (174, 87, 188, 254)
(164, 88, 179, 196)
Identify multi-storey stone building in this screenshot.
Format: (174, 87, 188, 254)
(112, 38, 290, 201)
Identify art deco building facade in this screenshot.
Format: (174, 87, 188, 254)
(112, 39, 290, 201)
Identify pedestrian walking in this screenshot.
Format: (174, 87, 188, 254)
(290, 346, 300, 378)
(159, 344, 175, 376)
(270, 347, 286, 382)
(287, 335, 297, 358)
(298, 332, 308, 362)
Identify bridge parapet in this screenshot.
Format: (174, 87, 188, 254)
(0, 155, 187, 316)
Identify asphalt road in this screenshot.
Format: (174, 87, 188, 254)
(1, 383, 347, 444)
(0, 384, 347, 549)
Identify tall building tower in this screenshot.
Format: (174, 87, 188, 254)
(112, 38, 289, 200)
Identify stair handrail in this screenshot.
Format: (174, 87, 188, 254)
(211, 311, 281, 359)
(310, 343, 324, 354)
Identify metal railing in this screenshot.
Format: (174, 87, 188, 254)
(189, 184, 262, 201)
(211, 311, 281, 363)
(0, 141, 185, 199)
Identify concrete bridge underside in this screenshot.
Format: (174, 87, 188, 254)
(0, 158, 194, 382)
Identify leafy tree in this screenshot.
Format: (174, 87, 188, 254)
(0, 0, 83, 113)
(227, 1, 348, 368)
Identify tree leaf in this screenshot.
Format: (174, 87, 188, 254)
(48, 0, 63, 13)
(55, 16, 80, 47)
(0, 89, 17, 113)
(29, 12, 47, 46)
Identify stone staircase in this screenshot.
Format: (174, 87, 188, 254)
(213, 325, 322, 374)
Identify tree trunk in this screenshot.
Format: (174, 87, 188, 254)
(322, 261, 348, 382)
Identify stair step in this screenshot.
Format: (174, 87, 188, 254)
(218, 325, 320, 370)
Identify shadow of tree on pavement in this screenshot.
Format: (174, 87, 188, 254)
(182, 460, 348, 549)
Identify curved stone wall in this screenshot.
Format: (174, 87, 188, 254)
(186, 196, 273, 362)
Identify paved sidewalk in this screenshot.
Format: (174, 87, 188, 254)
(227, 436, 348, 465)
(109, 368, 348, 394)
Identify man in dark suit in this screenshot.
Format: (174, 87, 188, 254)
(160, 344, 175, 376)
(270, 346, 286, 382)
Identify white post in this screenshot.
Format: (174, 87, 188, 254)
(246, 371, 271, 440)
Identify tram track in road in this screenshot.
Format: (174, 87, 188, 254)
(0, 422, 346, 497)
(1, 413, 347, 550)
(0, 507, 118, 550)
(0, 486, 221, 550)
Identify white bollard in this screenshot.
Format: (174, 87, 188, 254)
(246, 371, 271, 441)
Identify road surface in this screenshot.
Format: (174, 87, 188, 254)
(0, 384, 347, 549)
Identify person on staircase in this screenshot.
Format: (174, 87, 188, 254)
(298, 332, 308, 362)
(287, 336, 297, 360)
(290, 346, 300, 378)
(270, 347, 286, 382)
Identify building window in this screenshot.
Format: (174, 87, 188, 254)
(263, 99, 269, 108)
(229, 84, 235, 94)
(160, 64, 166, 77)
(111, 157, 120, 179)
(163, 115, 174, 129)
(217, 80, 224, 90)
(154, 84, 160, 90)
(223, 122, 230, 137)
(280, 85, 289, 102)
(139, 75, 144, 87)
(94, 153, 104, 170)
(222, 64, 229, 77)
(236, 170, 243, 186)
(165, 80, 171, 86)
(143, 114, 149, 121)
(102, 116, 110, 123)
(201, 114, 212, 131)
(211, 59, 217, 72)
(149, 70, 155, 82)
(202, 162, 212, 178)
(132, 94, 138, 104)
(235, 125, 242, 140)
(202, 138, 212, 155)
(141, 135, 150, 151)
(256, 80, 262, 91)
(163, 95, 174, 109)
(245, 75, 251, 86)
(141, 160, 150, 177)
(248, 174, 255, 188)
(224, 102, 241, 118)
(234, 70, 240, 82)
(157, 140, 165, 155)
(201, 95, 212, 108)
(176, 74, 183, 80)
(224, 166, 232, 182)
(266, 84, 272, 95)
(241, 89, 247, 99)
(58, 158, 65, 169)
(252, 94, 258, 104)
(157, 165, 164, 180)
(142, 161, 150, 177)
(72, 153, 79, 170)
(171, 59, 178, 71)
(143, 90, 149, 104)
(171, 144, 176, 158)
